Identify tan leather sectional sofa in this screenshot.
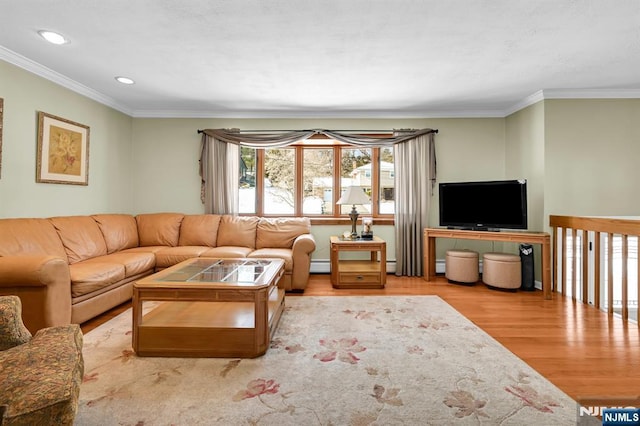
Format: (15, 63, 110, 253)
(0, 213, 316, 333)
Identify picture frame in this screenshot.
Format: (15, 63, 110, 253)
(36, 111, 90, 185)
(0, 98, 3, 179)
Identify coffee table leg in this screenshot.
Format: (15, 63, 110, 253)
(132, 288, 141, 352)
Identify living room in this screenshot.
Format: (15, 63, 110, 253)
(3, 55, 640, 244)
(2, 2, 640, 424)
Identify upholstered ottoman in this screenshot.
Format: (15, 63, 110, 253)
(445, 249, 479, 284)
(482, 252, 521, 289)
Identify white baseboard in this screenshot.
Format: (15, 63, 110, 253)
(436, 259, 542, 290)
(312, 259, 541, 290)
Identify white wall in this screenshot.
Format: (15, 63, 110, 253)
(0, 60, 133, 217)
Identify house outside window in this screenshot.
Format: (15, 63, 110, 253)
(238, 139, 395, 218)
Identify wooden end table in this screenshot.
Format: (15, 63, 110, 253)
(330, 235, 386, 289)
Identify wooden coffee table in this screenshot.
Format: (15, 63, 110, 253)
(132, 258, 285, 358)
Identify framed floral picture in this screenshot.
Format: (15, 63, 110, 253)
(36, 111, 90, 185)
(0, 97, 3, 179)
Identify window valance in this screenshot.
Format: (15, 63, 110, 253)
(199, 128, 437, 148)
(199, 127, 437, 277)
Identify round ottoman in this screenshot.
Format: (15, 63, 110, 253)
(445, 249, 479, 284)
(482, 252, 521, 289)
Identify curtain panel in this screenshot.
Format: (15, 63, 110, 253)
(199, 134, 239, 214)
(199, 128, 437, 275)
(393, 132, 436, 276)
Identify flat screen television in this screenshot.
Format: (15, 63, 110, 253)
(439, 179, 527, 230)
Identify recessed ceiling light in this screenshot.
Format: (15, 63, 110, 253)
(38, 30, 68, 45)
(115, 76, 135, 85)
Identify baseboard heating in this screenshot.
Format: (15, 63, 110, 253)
(310, 259, 541, 290)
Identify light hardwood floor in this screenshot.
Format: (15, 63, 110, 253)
(81, 273, 640, 402)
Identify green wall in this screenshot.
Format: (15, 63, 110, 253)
(6, 59, 640, 275)
(0, 60, 133, 217)
(130, 117, 506, 263)
(544, 99, 640, 220)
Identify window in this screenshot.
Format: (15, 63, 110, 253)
(340, 147, 372, 215)
(379, 147, 395, 214)
(238, 139, 394, 218)
(264, 148, 295, 215)
(303, 148, 334, 215)
(239, 147, 256, 214)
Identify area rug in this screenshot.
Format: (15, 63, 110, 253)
(76, 296, 581, 425)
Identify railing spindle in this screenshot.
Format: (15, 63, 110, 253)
(562, 227, 568, 296)
(552, 226, 558, 293)
(582, 230, 589, 303)
(571, 230, 577, 300)
(622, 235, 628, 321)
(608, 233, 614, 315)
(594, 232, 601, 310)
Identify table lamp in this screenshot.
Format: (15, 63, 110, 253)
(337, 186, 370, 239)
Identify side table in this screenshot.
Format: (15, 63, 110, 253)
(330, 235, 386, 289)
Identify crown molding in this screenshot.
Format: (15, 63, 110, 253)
(130, 108, 507, 119)
(2, 45, 639, 119)
(503, 90, 545, 116)
(504, 88, 640, 116)
(0, 46, 133, 116)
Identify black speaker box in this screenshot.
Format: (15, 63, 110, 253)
(519, 244, 535, 291)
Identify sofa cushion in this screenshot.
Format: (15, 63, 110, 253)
(256, 217, 311, 249)
(0, 296, 32, 351)
(136, 213, 184, 247)
(155, 246, 211, 269)
(69, 261, 125, 298)
(87, 253, 155, 277)
(0, 324, 83, 426)
(121, 246, 166, 254)
(92, 214, 139, 253)
(50, 216, 108, 264)
(0, 218, 68, 261)
(178, 215, 222, 247)
(217, 216, 259, 249)
(200, 246, 254, 258)
(248, 248, 294, 271)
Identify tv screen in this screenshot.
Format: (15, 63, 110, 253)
(439, 179, 527, 230)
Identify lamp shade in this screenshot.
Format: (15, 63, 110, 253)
(337, 186, 370, 205)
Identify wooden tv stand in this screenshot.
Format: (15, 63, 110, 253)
(423, 228, 552, 299)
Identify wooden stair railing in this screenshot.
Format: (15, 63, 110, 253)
(550, 215, 639, 325)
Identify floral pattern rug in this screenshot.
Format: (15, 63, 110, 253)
(77, 296, 585, 425)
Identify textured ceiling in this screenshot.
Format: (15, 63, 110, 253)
(1, 0, 639, 117)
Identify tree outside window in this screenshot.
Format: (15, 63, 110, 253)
(303, 148, 333, 215)
(239, 141, 393, 217)
(239, 147, 256, 214)
(264, 148, 295, 215)
(340, 147, 372, 215)
(380, 147, 395, 214)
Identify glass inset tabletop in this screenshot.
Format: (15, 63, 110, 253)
(157, 258, 274, 284)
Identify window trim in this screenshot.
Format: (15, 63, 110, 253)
(240, 140, 395, 221)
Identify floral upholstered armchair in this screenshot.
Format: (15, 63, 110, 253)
(0, 296, 84, 425)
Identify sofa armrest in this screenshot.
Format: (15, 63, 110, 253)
(292, 233, 316, 255)
(0, 256, 72, 333)
(290, 234, 316, 290)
